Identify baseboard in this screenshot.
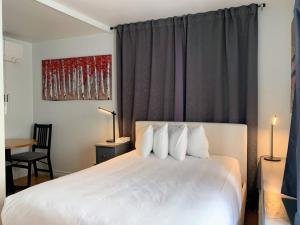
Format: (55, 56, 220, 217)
(53, 170, 71, 177)
(13, 168, 71, 179)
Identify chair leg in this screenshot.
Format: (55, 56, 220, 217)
(47, 157, 54, 179)
(27, 162, 32, 187)
(33, 162, 38, 177)
(6, 165, 15, 195)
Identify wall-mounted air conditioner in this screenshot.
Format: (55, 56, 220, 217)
(4, 40, 23, 63)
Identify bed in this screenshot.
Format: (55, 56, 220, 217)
(1, 121, 247, 225)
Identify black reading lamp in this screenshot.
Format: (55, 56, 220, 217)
(264, 115, 281, 162)
(98, 107, 116, 143)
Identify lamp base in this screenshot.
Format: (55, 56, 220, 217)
(264, 156, 281, 162)
(106, 139, 115, 143)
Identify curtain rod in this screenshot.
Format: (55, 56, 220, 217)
(110, 3, 266, 30)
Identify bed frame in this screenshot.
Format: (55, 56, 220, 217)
(136, 121, 247, 225)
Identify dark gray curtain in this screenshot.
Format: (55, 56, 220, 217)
(282, 0, 300, 224)
(282, 98, 297, 198)
(185, 5, 258, 200)
(117, 4, 258, 196)
(117, 18, 187, 137)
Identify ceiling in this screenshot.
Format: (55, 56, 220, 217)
(53, 0, 258, 26)
(4, 0, 266, 43)
(3, 0, 103, 42)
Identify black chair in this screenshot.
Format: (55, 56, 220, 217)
(5, 161, 14, 195)
(12, 124, 53, 187)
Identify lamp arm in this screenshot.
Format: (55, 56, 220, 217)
(113, 113, 116, 142)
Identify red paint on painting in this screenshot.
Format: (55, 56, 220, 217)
(42, 55, 112, 101)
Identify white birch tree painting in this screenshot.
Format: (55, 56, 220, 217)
(42, 55, 112, 101)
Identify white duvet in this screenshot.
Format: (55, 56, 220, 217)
(1, 151, 242, 225)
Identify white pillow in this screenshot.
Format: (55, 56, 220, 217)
(187, 125, 209, 158)
(135, 125, 153, 157)
(169, 125, 188, 161)
(153, 124, 168, 159)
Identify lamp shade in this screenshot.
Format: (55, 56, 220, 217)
(98, 107, 116, 115)
(97, 107, 116, 143)
(272, 115, 277, 126)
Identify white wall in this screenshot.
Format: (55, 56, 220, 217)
(31, 0, 293, 175)
(4, 38, 33, 139)
(4, 37, 33, 178)
(0, 0, 6, 212)
(32, 33, 116, 175)
(257, 0, 293, 159)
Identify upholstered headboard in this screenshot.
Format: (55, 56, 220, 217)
(135, 121, 247, 185)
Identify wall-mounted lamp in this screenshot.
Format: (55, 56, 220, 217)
(264, 115, 281, 161)
(98, 107, 116, 143)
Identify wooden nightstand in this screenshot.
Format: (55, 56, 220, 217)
(95, 138, 132, 164)
(258, 157, 295, 225)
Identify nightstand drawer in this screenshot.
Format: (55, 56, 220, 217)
(95, 141, 131, 164)
(96, 147, 114, 163)
(96, 152, 113, 163)
(97, 147, 116, 157)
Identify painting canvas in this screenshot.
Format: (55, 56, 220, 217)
(42, 55, 112, 101)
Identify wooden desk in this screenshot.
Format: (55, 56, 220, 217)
(5, 138, 36, 195)
(5, 138, 37, 150)
(5, 138, 37, 160)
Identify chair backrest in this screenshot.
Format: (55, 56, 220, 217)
(33, 124, 52, 156)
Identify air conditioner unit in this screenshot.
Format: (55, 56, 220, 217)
(4, 40, 23, 63)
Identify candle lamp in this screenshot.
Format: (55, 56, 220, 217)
(264, 115, 281, 161)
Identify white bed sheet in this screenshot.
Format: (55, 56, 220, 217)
(1, 151, 242, 225)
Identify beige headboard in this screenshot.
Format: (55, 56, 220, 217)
(135, 121, 247, 185)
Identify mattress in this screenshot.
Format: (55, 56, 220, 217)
(1, 150, 242, 225)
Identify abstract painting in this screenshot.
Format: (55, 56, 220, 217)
(42, 55, 112, 101)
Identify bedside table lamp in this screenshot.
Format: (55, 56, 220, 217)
(98, 107, 116, 143)
(264, 115, 281, 161)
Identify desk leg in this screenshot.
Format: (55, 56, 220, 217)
(5, 149, 15, 195)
